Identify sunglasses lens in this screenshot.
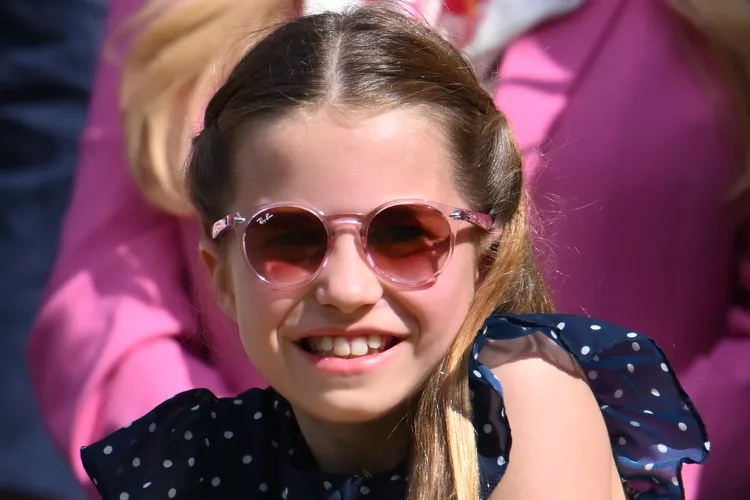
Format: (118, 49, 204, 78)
(243, 207, 327, 287)
(367, 203, 452, 285)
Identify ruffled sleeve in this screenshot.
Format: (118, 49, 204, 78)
(470, 314, 709, 500)
(80, 388, 278, 499)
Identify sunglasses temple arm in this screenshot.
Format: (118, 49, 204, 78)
(212, 213, 247, 240)
(450, 209, 494, 231)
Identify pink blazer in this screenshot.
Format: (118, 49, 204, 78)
(28, 0, 748, 498)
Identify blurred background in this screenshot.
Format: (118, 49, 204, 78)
(1, 1, 105, 498)
(1, 1, 748, 499)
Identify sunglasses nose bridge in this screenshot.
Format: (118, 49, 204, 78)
(326, 215, 366, 238)
(326, 216, 367, 259)
(316, 217, 382, 291)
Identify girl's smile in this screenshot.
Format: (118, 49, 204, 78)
(294, 327, 407, 375)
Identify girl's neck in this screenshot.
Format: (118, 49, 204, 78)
(293, 406, 411, 475)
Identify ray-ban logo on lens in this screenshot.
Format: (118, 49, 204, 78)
(256, 213, 273, 225)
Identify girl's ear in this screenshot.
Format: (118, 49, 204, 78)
(475, 227, 503, 287)
(199, 236, 238, 322)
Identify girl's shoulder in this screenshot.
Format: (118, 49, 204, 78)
(471, 313, 710, 499)
(81, 387, 284, 499)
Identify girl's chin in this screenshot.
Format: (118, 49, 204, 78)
(290, 390, 413, 425)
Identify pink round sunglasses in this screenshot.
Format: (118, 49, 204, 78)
(212, 199, 494, 290)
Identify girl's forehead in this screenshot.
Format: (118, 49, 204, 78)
(230, 107, 466, 213)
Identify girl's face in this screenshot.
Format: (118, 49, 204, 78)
(204, 106, 481, 424)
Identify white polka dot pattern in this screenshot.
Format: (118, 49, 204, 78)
(471, 314, 709, 498)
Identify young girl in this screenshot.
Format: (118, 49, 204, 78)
(79, 6, 708, 500)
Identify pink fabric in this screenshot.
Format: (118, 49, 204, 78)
(27, 0, 748, 498)
(496, 1, 748, 497)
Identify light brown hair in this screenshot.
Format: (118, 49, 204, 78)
(185, 8, 552, 500)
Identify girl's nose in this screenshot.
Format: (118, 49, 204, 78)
(314, 233, 383, 314)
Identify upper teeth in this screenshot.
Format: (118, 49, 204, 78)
(308, 335, 388, 357)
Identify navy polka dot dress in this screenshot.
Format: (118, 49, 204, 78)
(81, 314, 709, 499)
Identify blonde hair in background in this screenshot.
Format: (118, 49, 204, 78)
(120, 0, 297, 216)
(665, 0, 750, 203)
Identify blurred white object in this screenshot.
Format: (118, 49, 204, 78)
(303, 0, 586, 85)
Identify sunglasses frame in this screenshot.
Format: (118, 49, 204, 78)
(212, 198, 495, 290)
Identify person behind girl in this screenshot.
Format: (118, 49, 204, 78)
(80, 7, 708, 500)
(494, 3, 750, 496)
